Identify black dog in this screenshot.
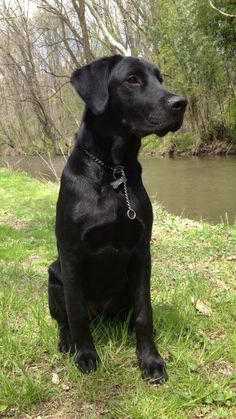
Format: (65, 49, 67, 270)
(48, 55, 186, 383)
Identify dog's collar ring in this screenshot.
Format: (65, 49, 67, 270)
(113, 165, 124, 180)
(127, 209, 136, 220)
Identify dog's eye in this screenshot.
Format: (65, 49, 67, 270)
(126, 75, 142, 86)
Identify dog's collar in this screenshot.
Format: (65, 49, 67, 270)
(79, 147, 136, 220)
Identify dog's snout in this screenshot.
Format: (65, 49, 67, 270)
(167, 95, 187, 111)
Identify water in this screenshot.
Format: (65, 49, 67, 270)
(141, 156, 236, 225)
(1, 155, 236, 225)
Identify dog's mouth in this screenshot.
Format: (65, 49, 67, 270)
(138, 118, 183, 137)
(154, 121, 182, 137)
(129, 112, 185, 137)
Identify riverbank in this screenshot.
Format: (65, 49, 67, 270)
(1, 133, 236, 159)
(0, 168, 236, 418)
(141, 133, 236, 157)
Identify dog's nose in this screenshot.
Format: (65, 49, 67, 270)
(167, 95, 187, 111)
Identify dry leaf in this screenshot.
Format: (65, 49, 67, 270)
(61, 383, 70, 391)
(196, 299, 212, 316)
(192, 297, 212, 316)
(226, 255, 236, 261)
(27, 255, 40, 261)
(51, 372, 60, 385)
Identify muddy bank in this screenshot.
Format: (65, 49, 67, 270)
(142, 139, 236, 157)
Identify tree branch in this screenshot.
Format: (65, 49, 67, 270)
(84, 0, 131, 55)
(208, 0, 236, 17)
(43, 69, 70, 79)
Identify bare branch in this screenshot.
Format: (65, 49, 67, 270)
(84, 0, 131, 55)
(208, 0, 236, 17)
(43, 69, 70, 79)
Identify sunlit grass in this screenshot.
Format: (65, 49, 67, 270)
(0, 168, 235, 417)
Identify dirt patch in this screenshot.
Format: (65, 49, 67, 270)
(0, 211, 30, 230)
(20, 397, 112, 419)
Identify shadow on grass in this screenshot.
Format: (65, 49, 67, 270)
(152, 302, 196, 343)
(86, 300, 197, 351)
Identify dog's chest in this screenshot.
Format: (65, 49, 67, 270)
(69, 178, 150, 252)
(84, 216, 144, 252)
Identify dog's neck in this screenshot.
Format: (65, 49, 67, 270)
(76, 109, 141, 167)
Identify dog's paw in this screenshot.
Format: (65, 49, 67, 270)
(138, 350, 168, 384)
(74, 349, 100, 373)
(58, 339, 74, 354)
(58, 329, 74, 354)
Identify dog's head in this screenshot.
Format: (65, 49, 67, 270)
(71, 55, 187, 137)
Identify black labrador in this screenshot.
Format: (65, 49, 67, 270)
(48, 55, 187, 383)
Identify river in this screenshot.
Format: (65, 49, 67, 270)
(1, 155, 235, 225)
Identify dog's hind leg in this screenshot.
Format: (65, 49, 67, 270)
(48, 259, 74, 354)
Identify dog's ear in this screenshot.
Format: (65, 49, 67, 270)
(70, 55, 122, 115)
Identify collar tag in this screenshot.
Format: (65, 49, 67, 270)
(110, 176, 127, 190)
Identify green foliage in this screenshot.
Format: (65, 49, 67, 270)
(141, 131, 197, 154)
(148, 0, 236, 148)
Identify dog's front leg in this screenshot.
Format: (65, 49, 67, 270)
(130, 250, 168, 384)
(60, 251, 99, 373)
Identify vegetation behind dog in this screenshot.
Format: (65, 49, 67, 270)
(0, 1, 235, 157)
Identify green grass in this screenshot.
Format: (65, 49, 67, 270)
(0, 167, 236, 418)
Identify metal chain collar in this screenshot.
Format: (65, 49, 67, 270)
(80, 147, 136, 220)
